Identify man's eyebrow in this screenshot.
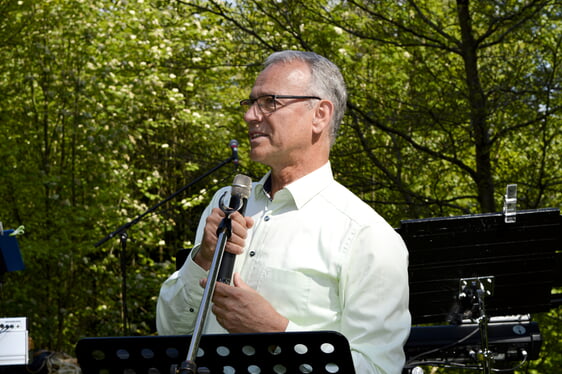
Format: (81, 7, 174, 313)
(248, 93, 270, 100)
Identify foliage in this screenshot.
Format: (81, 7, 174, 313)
(0, 0, 560, 372)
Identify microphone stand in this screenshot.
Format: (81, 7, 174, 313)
(94, 152, 238, 335)
(176, 196, 238, 374)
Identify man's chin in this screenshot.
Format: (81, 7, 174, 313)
(249, 151, 272, 167)
(249, 147, 263, 160)
(250, 153, 265, 163)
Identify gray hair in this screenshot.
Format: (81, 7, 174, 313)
(264, 50, 347, 146)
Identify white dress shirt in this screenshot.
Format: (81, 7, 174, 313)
(156, 162, 411, 374)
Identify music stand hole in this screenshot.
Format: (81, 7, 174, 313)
(268, 345, 282, 355)
(273, 364, 287, 373)
(299, 363, 313, 373)
(294, 343, 308, 354)
(321, 343, 335, 354)
(141, 348, 155, 359)
(116, 349, 130, 360)
(326, 363, 340, 373)
(217, 346, 230, 357)
(91, 349, 105, 360)
(165, 347, 179, 359)
(242, 345, 256, 356)
(248, 364, 262, 373)
(197, 347, 205, 358)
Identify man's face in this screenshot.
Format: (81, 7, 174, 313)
(244, 61, 318, 169)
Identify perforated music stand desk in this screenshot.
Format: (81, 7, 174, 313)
(76, 331, 355, 374)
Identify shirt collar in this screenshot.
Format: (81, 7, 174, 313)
(254, 162, 334, 209)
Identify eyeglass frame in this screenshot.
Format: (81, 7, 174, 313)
(240, 94, 322, 114)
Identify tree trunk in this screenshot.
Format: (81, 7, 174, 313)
(457, 0, 496, 212)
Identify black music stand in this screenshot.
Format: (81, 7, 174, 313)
(396, 208, 561, 325)
(75, 331, 356, 374)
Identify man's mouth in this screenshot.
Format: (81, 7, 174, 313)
(250, 132, 267, 140)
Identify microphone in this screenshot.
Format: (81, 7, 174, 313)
(217, 174, 252, 284)
(229, 139, 239, 166)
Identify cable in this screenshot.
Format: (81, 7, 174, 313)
(491, 350, 529, 373)
(405, 349, 529, 372)
(404, 325, 481, 367)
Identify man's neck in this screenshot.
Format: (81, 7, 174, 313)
(268, 160, 328, 197)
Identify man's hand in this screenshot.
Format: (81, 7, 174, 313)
(194, 208, 254, 270)
(200, 273, 289, 333)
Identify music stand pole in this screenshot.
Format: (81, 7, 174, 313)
(177, 199, 235, 374)
(476, 286, 493, 374)
(459, 276, 495, 374)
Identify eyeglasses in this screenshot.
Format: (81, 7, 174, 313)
(240, 94, 322, 114)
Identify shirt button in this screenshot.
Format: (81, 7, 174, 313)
(249, 250, 256, 257)
(264, 216, 270, 222)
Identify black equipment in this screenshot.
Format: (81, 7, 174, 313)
(397, 208, 561, 325)
(404, 320, 541, 366)
(397, 206, 561, 373)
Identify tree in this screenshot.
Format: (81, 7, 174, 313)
(0, 0, 240, 351)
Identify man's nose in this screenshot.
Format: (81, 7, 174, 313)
(243, 102, 262, 123)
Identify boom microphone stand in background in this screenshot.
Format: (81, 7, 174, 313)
(94, 140, 241, 335)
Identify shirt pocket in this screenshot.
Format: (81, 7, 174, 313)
(256, 266, 312, 323)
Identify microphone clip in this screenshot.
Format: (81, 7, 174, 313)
(216, 192, 239, 238)
(218, 192, 243, 215)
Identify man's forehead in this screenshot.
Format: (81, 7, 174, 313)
(252, 61, 311, 93)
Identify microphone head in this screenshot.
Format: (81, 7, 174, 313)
(231, 174, 252, 199)
(229, 139, 239, 165)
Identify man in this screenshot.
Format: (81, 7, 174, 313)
(156, 50, 411, 373)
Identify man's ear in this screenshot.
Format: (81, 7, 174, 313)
(312, 100, 334, 135)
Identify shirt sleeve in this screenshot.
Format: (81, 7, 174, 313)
(156, 188, 226, 335)
(340, 222, 411, 374)
(156, 246, 208, 335)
